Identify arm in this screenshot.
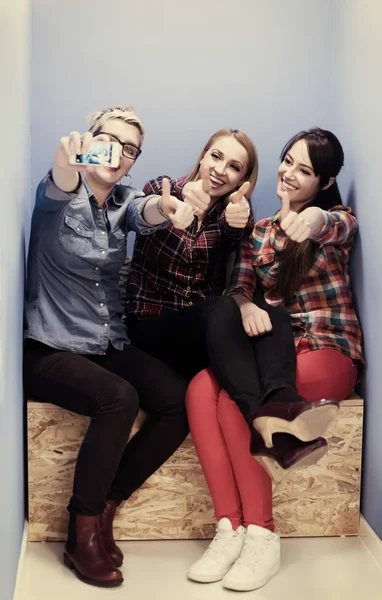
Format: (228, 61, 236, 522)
(35, 131, 94, 211)
(225, 237, 272, 336)
(279, 191, 358, 247)
(311, 206, 358, 246)
(219, 210, 255, 242)
(127, 178, 194, 233)
(225, 236, 256, 301)
(143, 176, 186, 200)
(35, 171, 84, 212)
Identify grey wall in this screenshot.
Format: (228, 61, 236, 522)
(333, 0, 382, 538)
(31, 0, 336, 222)
(0, 1, 31, 597)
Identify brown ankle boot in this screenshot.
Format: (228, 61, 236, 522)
(64, 514, 123, 587)
(100, 500, 124, 567)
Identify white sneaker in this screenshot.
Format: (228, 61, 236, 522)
(187, 518, 245, 583)
(222, 524, 280, 591)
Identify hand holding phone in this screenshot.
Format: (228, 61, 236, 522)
(54, 131, 121, 173)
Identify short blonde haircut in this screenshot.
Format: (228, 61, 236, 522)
(88, 105, 145, 139)
(187, 129, 259, 200)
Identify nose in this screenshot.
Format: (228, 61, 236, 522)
(284, 166, 296, 181)
(214, 162, 227, 175)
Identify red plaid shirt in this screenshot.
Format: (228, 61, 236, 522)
(125, 176, 254, 318)
(226, 206, 365, 373)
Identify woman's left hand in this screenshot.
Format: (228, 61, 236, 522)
(279, 192, 325, 243)
(225, 181, 251, 228)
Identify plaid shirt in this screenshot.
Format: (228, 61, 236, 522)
(125, 176, 254, 318)
(226, 206, 365, 373)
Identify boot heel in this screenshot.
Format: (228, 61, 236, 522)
(255, 456, 286, 483)
(63, 553, 75, 570)
(254, 418, 274, 448)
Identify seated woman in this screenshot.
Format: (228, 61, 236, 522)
(185, 128, 364, 592)
(125, 127, 258, 382)
(126, 129, 337, 447)
(23, 105, 195, 588)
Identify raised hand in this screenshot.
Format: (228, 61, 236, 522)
(160, 178, 194, 229)
(279, 191, 325, 243)
(182, 165, 212, 216)
(54, 131, 94, 172)
(225, 181, 251, 228)
(53, 131, 95, 192)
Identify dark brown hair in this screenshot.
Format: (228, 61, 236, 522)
(276, 128, 344, 299)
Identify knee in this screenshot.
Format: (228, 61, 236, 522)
(207, 295, 241, 326)
(101, 378, 139, 421)
(266, 303, 290, 325)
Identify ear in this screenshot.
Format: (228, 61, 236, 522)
(322, 176, 336, 191)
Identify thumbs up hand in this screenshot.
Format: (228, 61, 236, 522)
(160, 178, 194, 230)
(182, 166, 212, 218)
(225, 181, 251, 228)
(278, 191, 325, 243)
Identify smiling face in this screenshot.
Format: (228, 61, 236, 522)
(199, 135, 249, 198)
(277, 139, 321, 212)
(85, 119, 142, 190)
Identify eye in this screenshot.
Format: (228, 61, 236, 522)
(284, 156, 292, 165)
(301, 168, 311, 176)
(230, 164, 240, 172)
(211, 152, 221, 160)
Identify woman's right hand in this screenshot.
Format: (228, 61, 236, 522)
(54, 131, 93, 171)
(53, 131, 93, 192)
(240, 301, 272, 337)
(182, 166, 212, 216)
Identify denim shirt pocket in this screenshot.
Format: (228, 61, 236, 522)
(109, 228, 127, 266)
(58, 214, 93, 256)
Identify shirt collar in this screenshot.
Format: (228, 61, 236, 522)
(82, 176, 122, 207)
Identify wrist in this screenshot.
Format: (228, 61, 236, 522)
(157, 196, 170, 220)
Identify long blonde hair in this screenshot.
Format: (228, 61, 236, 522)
(186, 129, 259, 200)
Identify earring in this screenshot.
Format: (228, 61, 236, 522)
(123, 174, 132, 186)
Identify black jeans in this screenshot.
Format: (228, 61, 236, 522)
(24, 340, 189, 516)
(127, 294, 297, 425)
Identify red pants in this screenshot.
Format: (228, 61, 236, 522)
(186, 345, 357, 531)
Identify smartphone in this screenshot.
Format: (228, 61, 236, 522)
(69, 141, 121, 168)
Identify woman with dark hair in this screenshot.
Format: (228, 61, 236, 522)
(185, 128, 364, 592)
(126, 128, 336, 444)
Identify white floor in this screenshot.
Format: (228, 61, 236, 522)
(16, 537, 382, 600)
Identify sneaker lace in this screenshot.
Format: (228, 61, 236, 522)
(203, 531, 240, 561)
(236, 537, 269, 568)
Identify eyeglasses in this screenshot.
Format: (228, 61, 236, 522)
(93, 131, 142, 160)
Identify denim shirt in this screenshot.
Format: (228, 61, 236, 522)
(24, 172, 167, 354)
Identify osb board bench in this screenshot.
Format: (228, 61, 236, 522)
(28, 395, 363, 541)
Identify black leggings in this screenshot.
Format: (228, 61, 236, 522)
(24, 340, 189, 516)
(127, 294, 297, 425)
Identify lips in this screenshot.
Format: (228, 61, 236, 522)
(210, 174, 225, 186)
(282, 177, 297, 191)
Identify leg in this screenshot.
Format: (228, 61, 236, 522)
(186, 368, 243, 528)
(185, 369, 246, 583)
(126, 308, 210, 381)
(216, 391, 274, 531)
(24, 341, 138, 515)
(203, 296, 264, 423)
(100, 344, 189, 502)
(24, 340, 133, 586)
(216, 389, 280, 593)
(296, 343, 358, 401)
(251, 288, 298, 400)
